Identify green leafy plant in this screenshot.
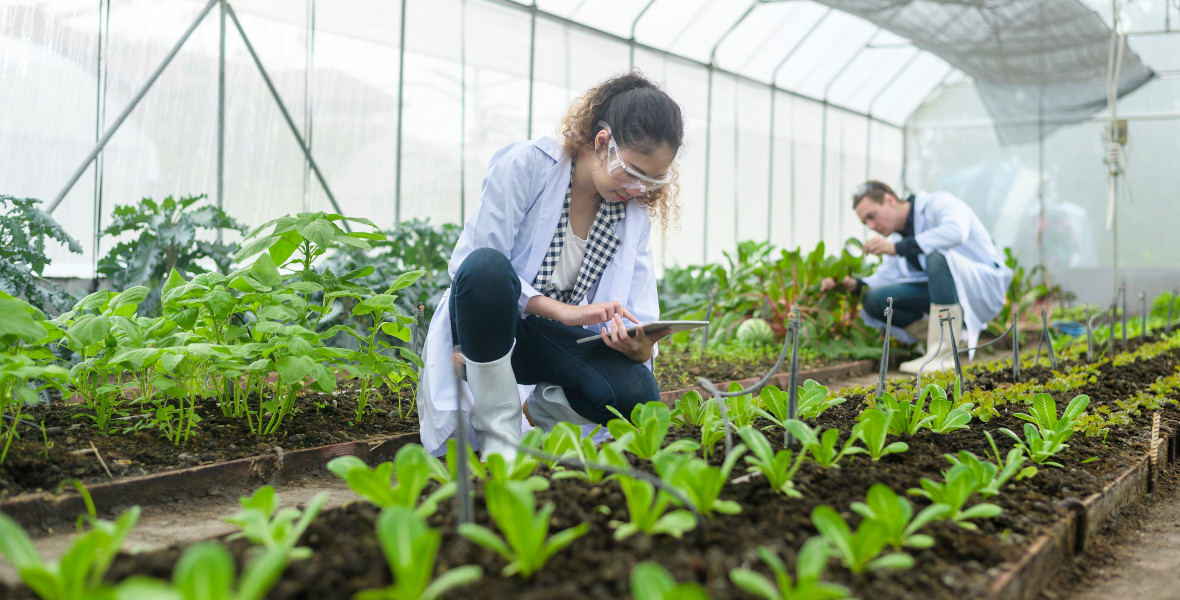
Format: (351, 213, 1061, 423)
(457, 479, 589, 578)
(698, 411, 728, 460)
(98, 194, 246, 316)
(354, 507, 482, 600)
(737, 426, 804, 496)
(653, 445, 747, 517)
(327, 445, 454, 517)
(908, 465, 1002, 529)
(542, 422, 607, 482)
(983, 430, 1038, 485)
(112, 540, 296, 600)
(811, 505, 914, 574)
(631, 562, 709, 600)
(728, 539, 852, 600)
(760, 381, 846, 427)
(603, 446, 697, 540)
(850, 484, 948, 550)
(222, 485, 327, 557)
(783, 420, 862, 468)
(852, 408, 909, 461)
(0, 505, 140, 600)
(607, 401, 700, 459)
(1000, 394, 1090, 467)
(670, 390, 716, 428)
(0, 195, 82, 313)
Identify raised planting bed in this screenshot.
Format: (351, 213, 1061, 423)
(0, 384, 417, 510)
(3, 335, 1176, 600)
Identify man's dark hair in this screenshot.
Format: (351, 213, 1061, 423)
(851, 180, 901, 209)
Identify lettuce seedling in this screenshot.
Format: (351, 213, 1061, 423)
(729, 539, 852, 600)
(327, 444, 455, 517)
(698, 412, 728, 461)
(607, 401, 700, 459)
(222, 485, 327, 557)
(484, 453, 548, 492)
(758, 381, 845, 429)
(0, 505, 139, 600)
(114, 540, 302, 600)
(908, 465, 1002, 529)
(457, 479, 588, 578)
(542, 422, 607, 482)
(631, 562, 709, 600)
(671, 390, 717, 428)
(604, 446, 697, 540)
(783, 420, 862, 468)
(811, 505, 914, 574)
(983, 431, 1038, 487)
(445, 438, 487, 481)
(737, 427, 804, 497)
(653, 445, 746, 516)
(356, 507, 482, 600)
(850, 484, 948, 550)
(1015, 393, 1091, 439)
(920, 388, 974, 434)
(725, 388, 758, 429)
(851, 409, 909, 461)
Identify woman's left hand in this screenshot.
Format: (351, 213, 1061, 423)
(600, 313, 673, 362)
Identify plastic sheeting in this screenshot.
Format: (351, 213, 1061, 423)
(814, 0, 1155, 144)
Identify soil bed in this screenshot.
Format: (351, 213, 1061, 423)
(52, 346, 1180, 600)
(0, 383, 418, 501)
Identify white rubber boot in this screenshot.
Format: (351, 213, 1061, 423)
(526, 382, 594, 433)
(903, 314, 928, 344)
(899, 304, 963, 374)
(466, 342, 521, 461)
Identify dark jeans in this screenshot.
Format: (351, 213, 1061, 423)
(449, 247, 660, 425)
(862, 251, 959, 327)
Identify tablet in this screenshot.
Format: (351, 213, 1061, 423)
(575, 320, 709, 344)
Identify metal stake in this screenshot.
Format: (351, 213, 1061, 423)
(876, 297, 894, 399)
(945, 310, 964, 385)
(785, 310, 801, 447)
(1041, 307, 1057, 370)
(1108, 301, 1116, 357)
(1120, 283, 1127, 348)
(701, 287, 717, 353)
(1141, 291, 1148, 342)
(1013, 307, 1021, 380)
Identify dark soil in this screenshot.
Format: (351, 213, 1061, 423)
(0, 383, 418, 501)
(653, 348, 898, 392)
(20, 345, 1172, 600)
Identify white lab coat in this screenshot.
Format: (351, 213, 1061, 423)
(860, 191, 1012, 353)
(415, 136, 660, 455)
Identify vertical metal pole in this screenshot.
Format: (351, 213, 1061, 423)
(1086, 305, 1094, 363)
(1108, 301, 1116, 356)
(767, 87, 775, 243)
(459, 0, 467, 221)
(1041, 307, 1056, 370)
(394, 0, 408, 224)
(1141, 292, 1148, 341)
(703, 66, 713, 264)
(526, 4, 536, 139)
(818, 102, 828, 244)
(784, 311, 801, 448)
(302, 0, 315, 212)
(1120, 283, 1127, 347)
(946, 311, 964, 386)
(217, 0, 226, 239)
(732, 82, 740, 247)
(93, 0, 109, 273)
(876, 297, 893, 398)
(1012, 307, 1021, 380)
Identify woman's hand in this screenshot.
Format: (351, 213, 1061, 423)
(820, 276, 857, 293)
(600, 314, 672, 362)
(557, 301, 640, 328)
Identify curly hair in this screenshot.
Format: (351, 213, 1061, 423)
(558, 70, 684, 230)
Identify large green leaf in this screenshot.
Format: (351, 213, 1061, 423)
(67, 314, 111, 347)
(297, 219, 337, 249)
(0, 299, 46, 343)
(276, 355, 316, 384)
(250, 254, 282, 289)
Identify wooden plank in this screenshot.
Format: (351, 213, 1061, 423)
(0, 432, 419, 533)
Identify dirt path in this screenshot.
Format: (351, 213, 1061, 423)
(0, 474, 359, 587)
(1045, 467, 1180, 600)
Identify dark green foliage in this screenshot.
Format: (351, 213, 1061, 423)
(660, 238, 881, 359)
(0, 195, 82, 313)
(320, 218, 460, 323)
(97, 194, 246, 315)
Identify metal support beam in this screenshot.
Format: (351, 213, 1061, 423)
(224, 2, 347, 225)
(49, 0, 219, 214)
(395, 0, 408, 224)
(217, 0, 226, 238)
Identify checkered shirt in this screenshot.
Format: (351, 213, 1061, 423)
(532, 164, 627, 305)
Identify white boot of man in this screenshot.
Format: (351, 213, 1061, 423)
(465, 341, 522, 461)
(899, 304, 963, 374)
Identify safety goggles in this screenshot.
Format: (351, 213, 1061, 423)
(597, 121, 671, 194)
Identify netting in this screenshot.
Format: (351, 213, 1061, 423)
(814, 0, 1155, 144)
